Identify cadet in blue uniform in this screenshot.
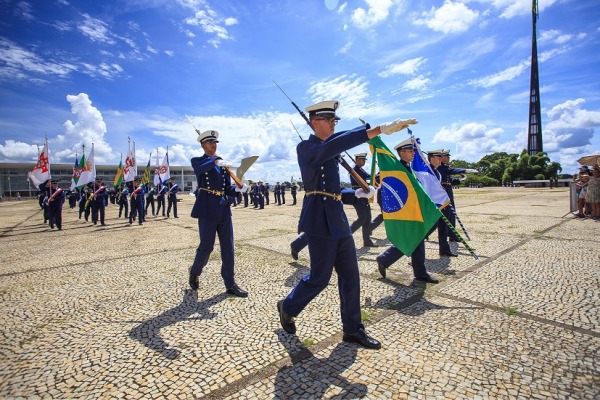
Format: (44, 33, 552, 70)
(129, 177, 146, 225)
(189, 130, 249, 297)
(438, 150, 466, 242)
(290, 183, 298, 205)
(156, 183, 166, 216)
(349, 153, 376, 247)
(376, 139, 439, 283)
(166, 177, 179, 218)
(145, 184, 156, 216)
(427, 149, 457, 257)
(274, 182, 281, 205)
(46, 179, 66, 230)
(277, 100, 417, 349)
(117, 186, 129, 218)
(90, 178, 108, 226)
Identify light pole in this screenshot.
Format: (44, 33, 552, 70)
(8, 176, 11, 197)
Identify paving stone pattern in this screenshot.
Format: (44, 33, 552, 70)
(0, 187, 598, 399)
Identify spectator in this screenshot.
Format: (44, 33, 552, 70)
(586, 165, 600, 219)
(574, 168, 590, 218)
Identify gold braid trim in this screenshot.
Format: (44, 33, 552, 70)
(305, 190, 342, 201)
(199, 187, 225, 197)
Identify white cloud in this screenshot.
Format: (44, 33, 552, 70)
(379, 57, 427, 77)
(53, 93, 113, 163)
(78, 13, 115, 44)
(402, 75, 431, 92)
(184, 3, 238, 48)
(350, 0, 393, 29)
(492, 0, 560, 19)
(413, 1, 479, 34)
(468, 60, 529, 88)
(546, 99, 600, 130)
(0, 38, 77, 82)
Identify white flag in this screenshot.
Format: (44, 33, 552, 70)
(123, 142, 136, 182)
(28, 141, 51, 187)
(154, 152, 170, 185)
(78, 146, 96, 187)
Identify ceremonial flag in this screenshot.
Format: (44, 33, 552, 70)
(78, 145, 95, 187)
(141, 154, 151, 185)
(113, 157, 123, 188)
(69, 155, 80, 191)
(123, 140, 136, 182)
(154, 152, 170, 185)
(412, 137, 451, 209)
(368, 135, 441, 256)
(28, 140, 51, 187)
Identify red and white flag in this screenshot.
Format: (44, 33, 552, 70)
(28, 141, 51, 187)
(123, 141, 137, 182)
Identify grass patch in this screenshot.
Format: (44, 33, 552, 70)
(504, 306, 518, 316)
(361, 309, 376, 322)
(302, 338, 315, 347)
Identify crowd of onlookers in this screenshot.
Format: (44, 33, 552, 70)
(573, 165, 600, 219)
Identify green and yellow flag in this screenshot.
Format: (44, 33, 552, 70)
(114, 159, 123, 188)
(368, 136, 441, 255)
(141, 156, 151, 186)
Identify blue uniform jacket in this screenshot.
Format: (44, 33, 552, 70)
(190, 155, 237, 221)
(349, 165, 371, 189)
(297, 126, 369, 240)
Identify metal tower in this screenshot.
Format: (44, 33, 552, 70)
(527, 0, 543, 155)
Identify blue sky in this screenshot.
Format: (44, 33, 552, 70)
(0, 0, 599, 183)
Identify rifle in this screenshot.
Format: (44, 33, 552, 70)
(275, 81, 370, 193)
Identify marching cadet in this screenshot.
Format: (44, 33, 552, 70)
(90, 177, 108, 226)
(145, 183, 156, 216)
(349, 153, 377, 247)
(428, 149, 457, 257)
(251, 183, 259, 208)
(117, 186, 129, 218)
(274, 182, 281, 205)
(257, 181, 265, 209)
(438, 150, 467, 242)
(166, 176, 179, 218)
(280, 182, 286, 204)
(277, 99, 417, 349)
(376, 139, 439, 283)
(156, 183, 167, 217)
(129, 177, 145, 225)
(188, 129, 249, 297)
(264, 182, 270, 205)
(46, 179, 66, 230)
(290, 182, 298, 205)
(242, 183, 249, 207)
(38, 182, 49, 223)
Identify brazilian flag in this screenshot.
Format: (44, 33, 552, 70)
(114, 159, 123, 188)
(368, 136, 441, 256)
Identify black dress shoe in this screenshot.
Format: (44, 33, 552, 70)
(277, 300, 296, 334)
(291, 246, 299, 261)
(343, 328, 381, 350)
(414, 275, 439, 284)
(377, 259, 386, 278)
(189, 273, 199, 291)
(439, 251, 458, 257)
(226, 284, 248, 298)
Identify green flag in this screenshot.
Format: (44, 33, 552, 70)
(368, 136, 441, 256)
(114, 159, 123, 188)
(76, 153, 86, 189)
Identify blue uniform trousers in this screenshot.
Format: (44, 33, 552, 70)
(190, 217, 235, 289)
(369, 213, 383, 234)
(377, 241, 427, 279)
(290, 233, 308, 255)
(350, 198, 372, 244)
(438, 207, 453, 253)
(283, 234, 364, 334)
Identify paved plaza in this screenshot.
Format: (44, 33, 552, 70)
(0, 187, 598, 399)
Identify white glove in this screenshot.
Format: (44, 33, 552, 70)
(380, 118, 418, 135)
(355, 186, 376, 199)
(216, 159, 231, 168)
(465, 169, 478, 174)
(235, 183, 249, 193)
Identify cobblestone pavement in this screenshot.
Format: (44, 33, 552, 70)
(0, 187, 598, 399)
